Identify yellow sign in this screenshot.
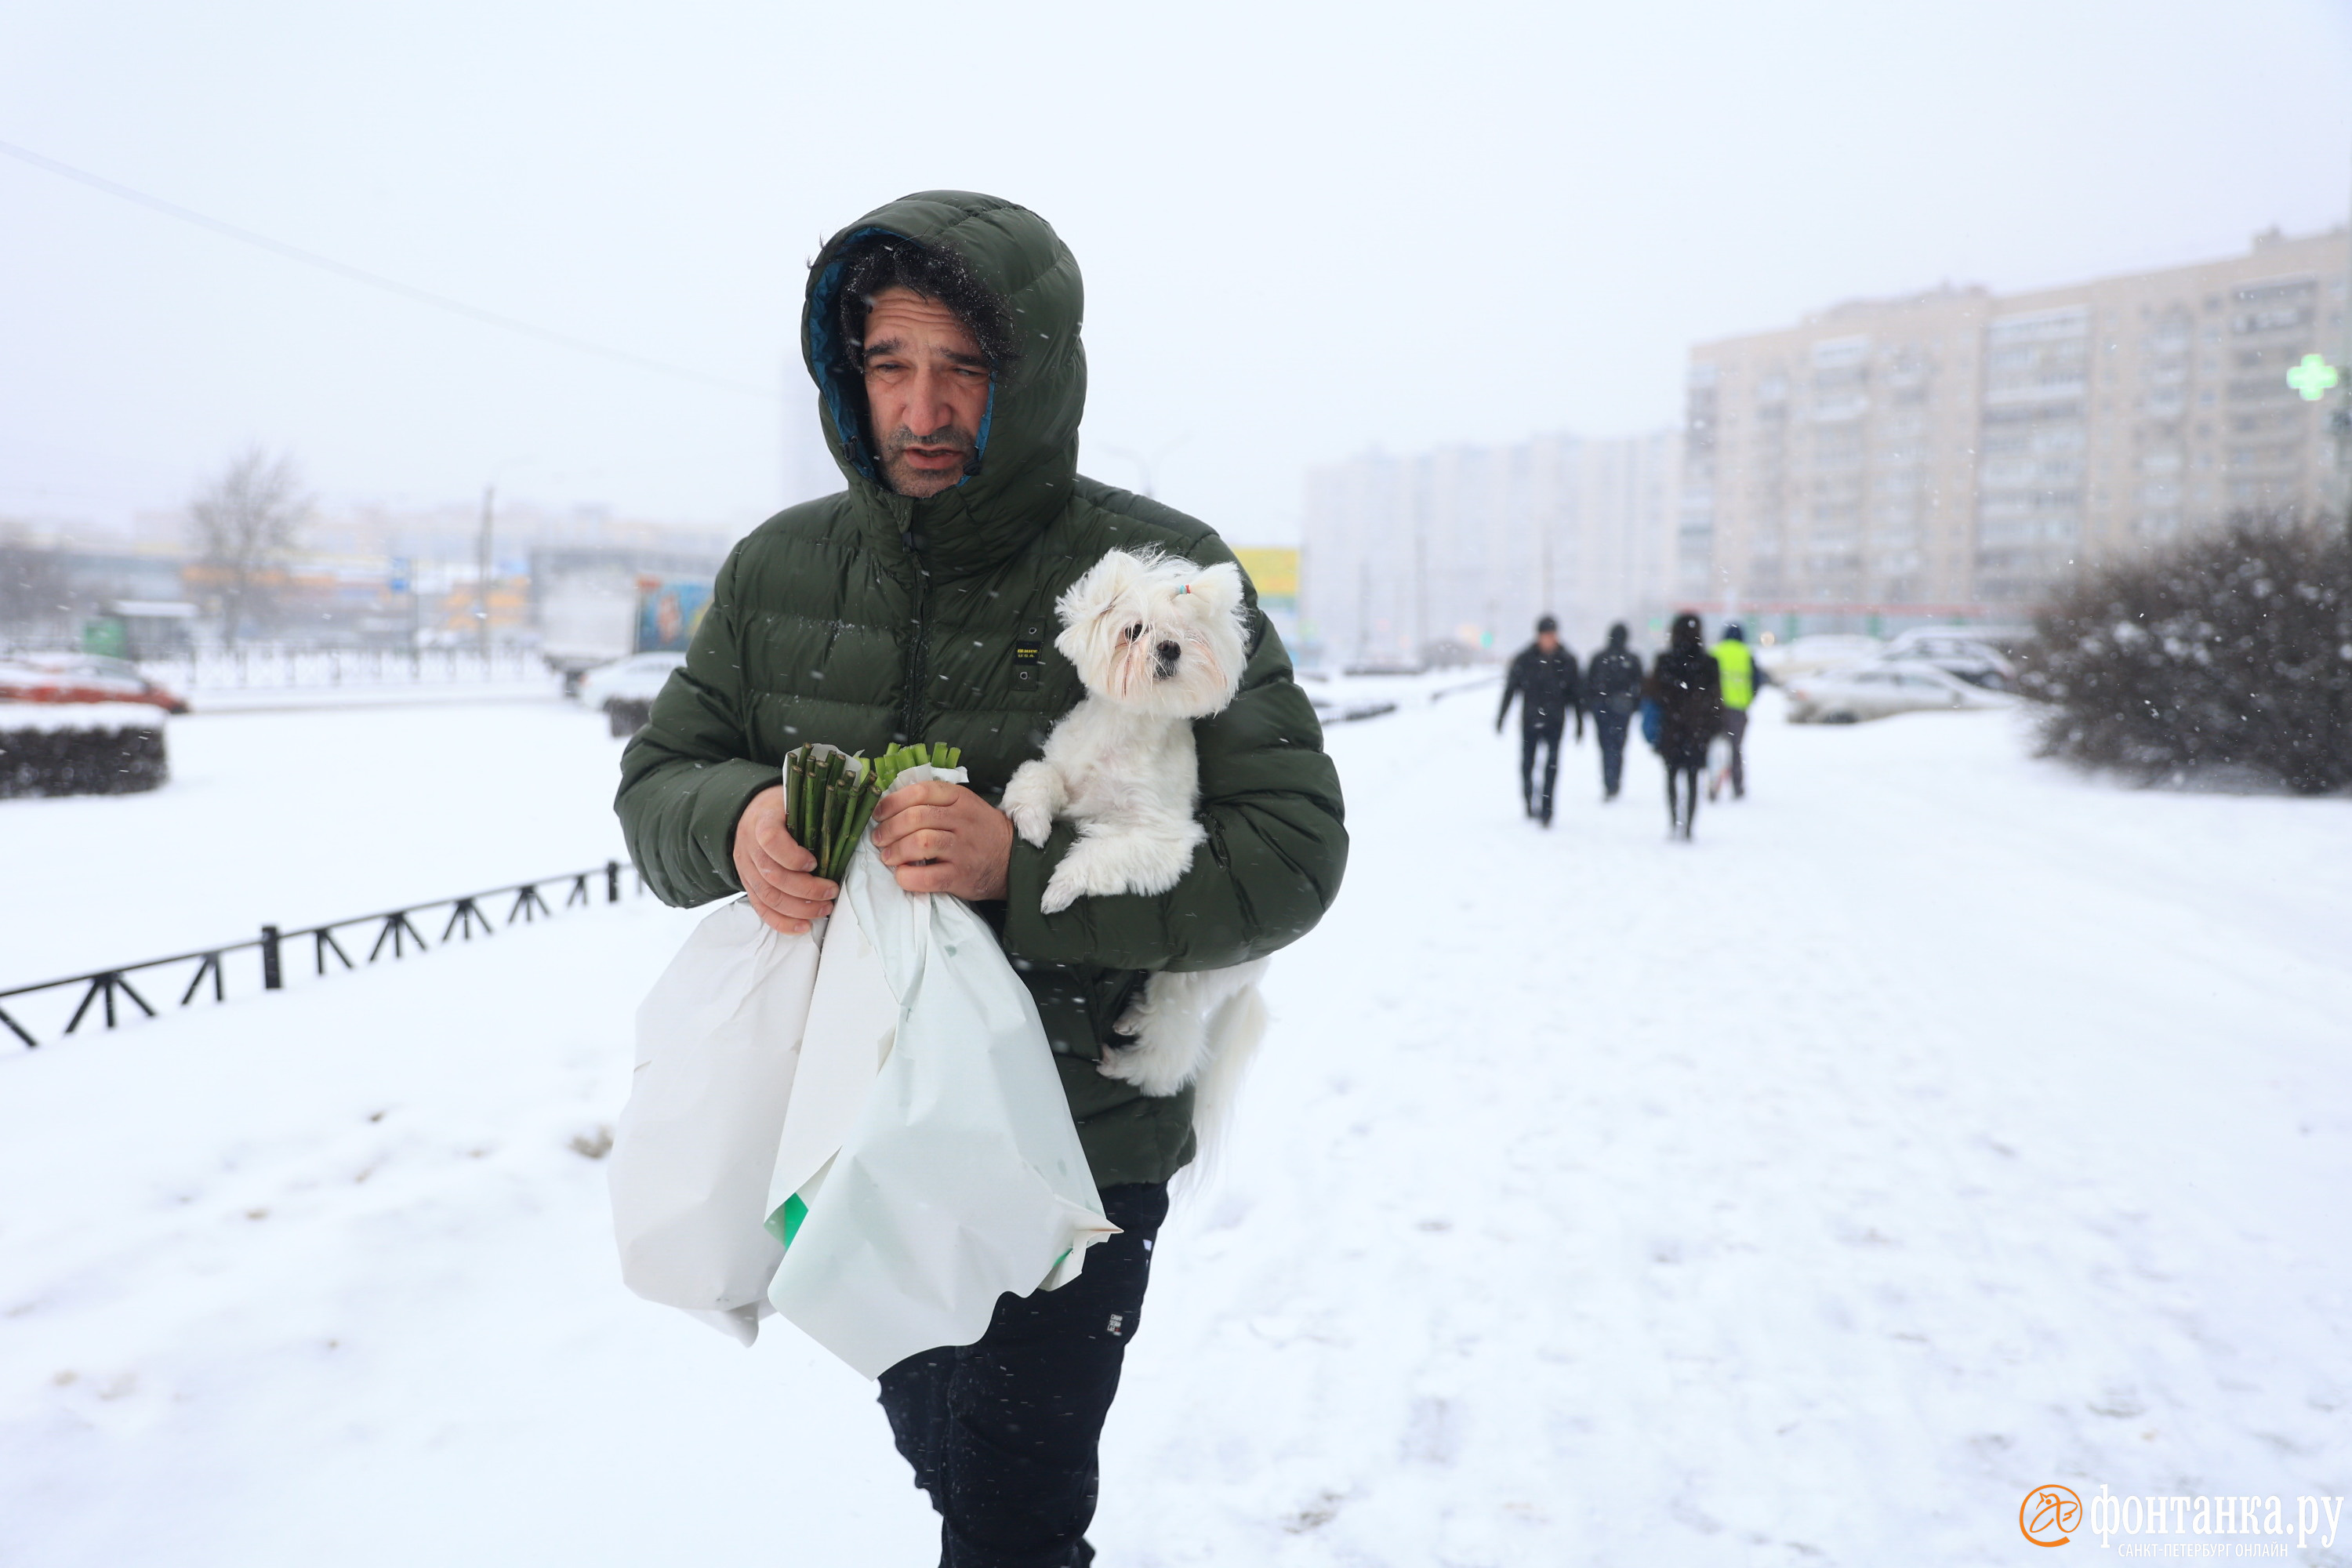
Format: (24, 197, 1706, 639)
(1232, 547, 1298, 602)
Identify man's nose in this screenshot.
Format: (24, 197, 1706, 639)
(905, 368, 958, 434)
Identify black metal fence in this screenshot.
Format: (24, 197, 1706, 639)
(0, 859, 644, 1051)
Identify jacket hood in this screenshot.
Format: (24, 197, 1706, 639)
(802, 191, 1086, 576)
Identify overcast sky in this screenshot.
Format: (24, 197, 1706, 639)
(4, 0, 2348, 547)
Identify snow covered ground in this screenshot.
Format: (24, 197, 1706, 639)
(2, 691, 2349, 1564)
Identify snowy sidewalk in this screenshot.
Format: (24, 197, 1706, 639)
(2, 695, 2348, 1565)
(1103, 696, 2352, 1563)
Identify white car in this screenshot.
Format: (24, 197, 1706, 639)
(1880, 631, 2016, 690)
(1783, 662, 2013, 724)
(576, 652, 686, 716)
(1757, 634, 1886, 680)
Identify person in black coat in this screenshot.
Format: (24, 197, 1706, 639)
(1583, 622, 1645, 801)
(1496, 615, 1582, 826)
(1643, 611, 1722, 840)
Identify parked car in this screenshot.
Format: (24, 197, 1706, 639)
(1756, 634, 1886, 680)
(1783, 662, 2014, 724)
(576, 652, 684, 711)
(576, 651, 685, 736)
(0, 654, 189, 713)
(1880, 631, 2016, 690)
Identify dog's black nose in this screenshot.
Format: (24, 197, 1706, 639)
(1156, 641, 1181, 664)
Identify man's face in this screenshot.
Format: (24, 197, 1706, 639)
(1537, 630, 1559, 653)
(860, 287, 991, 499)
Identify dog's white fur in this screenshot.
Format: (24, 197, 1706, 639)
(1000, 548, 1271, 1155)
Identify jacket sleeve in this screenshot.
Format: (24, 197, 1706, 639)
(1497, 655, 1522, 727)
(1000, 613, 1348, 975)
(614, 541, 781, 909)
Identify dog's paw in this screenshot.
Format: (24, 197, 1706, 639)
(1006, 799, 1054, 848)
(1096, 1038, 1190, 1097)
(999, 765, 1058, 848)
(1040, 856, 1094, 914)
(1040, 838, 1122, 914)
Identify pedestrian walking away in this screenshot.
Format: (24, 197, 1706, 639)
(614, 191, 1348, 1568)
(1584, 621, 1645, 801)
(1644, 612, 1722, 840)
(1496, 615, 1583, 826)
(1708, 621, 1770, 801)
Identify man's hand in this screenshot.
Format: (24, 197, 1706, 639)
(871, 779, 1014, 902)
(731, 784, 837, 935)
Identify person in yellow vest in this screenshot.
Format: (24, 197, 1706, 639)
(1708, 622, 1769, 801)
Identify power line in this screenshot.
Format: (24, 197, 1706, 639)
(0, 137, 781, 402)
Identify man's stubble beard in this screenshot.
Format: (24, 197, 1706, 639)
(879, 423, 977, 499)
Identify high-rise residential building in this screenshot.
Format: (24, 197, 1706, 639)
(1300, 430, 1679, 668)
(1680, 227, 2350, 633)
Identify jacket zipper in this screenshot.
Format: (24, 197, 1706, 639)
(900, 528, 929, 742)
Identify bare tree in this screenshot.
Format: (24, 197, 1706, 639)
(189, 448, 310, 649)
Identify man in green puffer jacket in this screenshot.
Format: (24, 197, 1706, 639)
(615, 191, 1347, 1566)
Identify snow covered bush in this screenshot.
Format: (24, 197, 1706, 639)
(2023, 513, 2352, 794)
(0, 703, 169, 798)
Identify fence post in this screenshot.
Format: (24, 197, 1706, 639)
(261, 925, 282, 990)
(605, 860, 621, 904)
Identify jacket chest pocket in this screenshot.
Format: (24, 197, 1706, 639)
(929, 613, 1081, 715)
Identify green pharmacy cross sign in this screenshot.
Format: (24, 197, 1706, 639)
(2286, 352, 2340, 401)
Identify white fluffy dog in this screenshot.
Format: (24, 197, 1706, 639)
(1000, 548, 1271, 1141)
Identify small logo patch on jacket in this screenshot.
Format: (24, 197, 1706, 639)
(1012, 642, 1043, 665)
(1105, 1313, 1126, 1337)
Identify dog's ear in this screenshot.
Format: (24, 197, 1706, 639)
(1054, 549, 1153, 681)
(1186, 561, 1248, 627)
(1054, 549, 1149, 632)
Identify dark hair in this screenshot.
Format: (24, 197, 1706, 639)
(833, 236, 1019, 385)
(1536, 615, 1559, 633)
(1670, 612, 1704, 650)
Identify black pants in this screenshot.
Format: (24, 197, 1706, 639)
(1718, 707, 1749, 797)
(1518, 722, 1566, 821)
(1593, 707, 1632, 796)
(1665, 760, 1701, 837)
(878, 1182, 1170, 1568)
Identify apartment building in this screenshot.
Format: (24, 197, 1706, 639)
(1300, 430, 1679, 668)
(1680, 227, 2350, 630)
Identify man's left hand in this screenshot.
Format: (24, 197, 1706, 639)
(870, 779, 1014, 902)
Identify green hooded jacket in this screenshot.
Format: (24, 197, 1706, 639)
(614, 191, 1348, 1189)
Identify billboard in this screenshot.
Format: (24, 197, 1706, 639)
(636, 578, 711, 653)
(1232, 547, 1298, 609)
(1232, 546, 1304, 659)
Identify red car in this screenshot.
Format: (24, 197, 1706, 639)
(0, 654, 190, 713)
